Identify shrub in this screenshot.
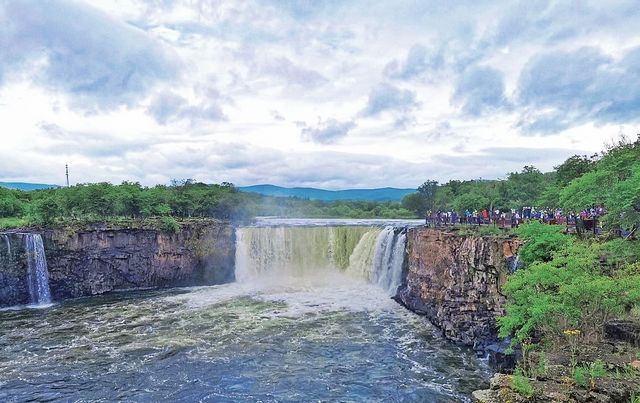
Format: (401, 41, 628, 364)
(499, 241, 640, 343)
(159, 216, 180, 234)
(515, 222, 572, 266)
(511, 368, 536, 398)
(573, 366, 588, 387)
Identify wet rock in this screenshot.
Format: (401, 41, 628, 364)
(604, 320, 640, 347)
(397, 228, 521, 350)
(0, 220, 235, 307)
(486, 339, 519, 373)
(471, 389, 499, 403)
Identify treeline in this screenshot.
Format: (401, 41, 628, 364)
(402, 134, 640, 232)
(246, 197, 415, 219)
(0, 180, 416, 228)
(0, 180, 251, 225)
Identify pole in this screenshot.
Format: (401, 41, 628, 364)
(65, 164, 69, 187)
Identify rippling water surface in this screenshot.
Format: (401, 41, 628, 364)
(0, 279, 489, 402)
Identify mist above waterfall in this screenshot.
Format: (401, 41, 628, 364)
(235, 224, 407, 296)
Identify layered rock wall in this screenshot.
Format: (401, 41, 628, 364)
(397, 227, 520, 350)
(0, 220, 235, 307)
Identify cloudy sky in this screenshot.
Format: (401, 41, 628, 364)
(1, 0, 639, 189)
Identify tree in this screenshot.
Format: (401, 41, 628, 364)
(402, 192, 428, 216)
(417, 180, 439, 211)
(554, 155, 597, 187)
(451, 192, 489, 213)
(506, 166, 547, 208)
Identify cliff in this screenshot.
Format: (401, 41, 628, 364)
(0, 220, 235, 307)
(397, 227, 520, 350)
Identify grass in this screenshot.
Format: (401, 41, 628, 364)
(0, 217, 29, 230)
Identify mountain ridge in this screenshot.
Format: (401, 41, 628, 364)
(239, 184, 415, 201)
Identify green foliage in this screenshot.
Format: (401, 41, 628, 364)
(451, 192, 489, 213)
(507, 166, 547, 208)
(499, 240, 640, 343)
(0, 217, 29, 229)
(479, 224, 502, 236)
(401, 192, 428, 216)
(515, 222, 572, 265)
(511, 367, 536, 398)
(573, 366, 588, 387)
(589, 359, 607, 380)
(417, 180, 439, 211)
(554, 155, 597, 187)
(603, 239, 640, 268)
(604, 163, 640, 230)
(158, 216, 180, 234)
(560, 136, 640, 231)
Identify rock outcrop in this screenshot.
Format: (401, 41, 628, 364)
(397, 227, 520, 350)
(0, 220, 235, 307)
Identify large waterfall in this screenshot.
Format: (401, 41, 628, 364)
(235, 225, 407, 296)
(24, 234, 52, 305)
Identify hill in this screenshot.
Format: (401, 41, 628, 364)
(239, 184, 415, 202)
(0, 182, 61, 191)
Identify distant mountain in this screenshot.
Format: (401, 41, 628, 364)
(0, 182, 61, 191)
(239, 184, 415, 202)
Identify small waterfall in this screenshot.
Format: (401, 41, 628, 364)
(3, 234, 11, 258)
(370, 227, 407, 296)
(24, 234, 52, 305)
(235, 225, 408, 296)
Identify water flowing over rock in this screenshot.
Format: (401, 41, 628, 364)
(24, 234, 52, 305)
(371, 227, 407, 296)
(235, 225, 407, 295)
(397, 227, 521, 350)
(0, 221, 235, 307)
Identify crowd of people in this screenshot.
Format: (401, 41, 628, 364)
(425, 206, 607, 233)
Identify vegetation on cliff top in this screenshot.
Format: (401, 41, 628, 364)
(0, 179, 416, 229)
(402, 134, 640, 234)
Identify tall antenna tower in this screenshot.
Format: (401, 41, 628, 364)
(65, 164, 69, 187)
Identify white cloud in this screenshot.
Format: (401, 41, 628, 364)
(1, 0, 639, 188)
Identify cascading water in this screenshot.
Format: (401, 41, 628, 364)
(235, 225, 407, 296)
(23, 233, 52, 305)
(1, 221, 490, 401)
(3, 234, 11, 258)
(371, 227, 407, 296)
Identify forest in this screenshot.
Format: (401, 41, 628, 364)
(0, 135, 638, 232)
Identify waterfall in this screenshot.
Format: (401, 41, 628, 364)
(24, 234, 52, 305)
(370, 227, 407, 296)
(3, 234, 11, 258)
(235, 225, 407, 296)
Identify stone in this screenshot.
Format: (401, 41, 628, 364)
(604, 320, 640, 346)
(397, 228, 521, 351)
(471, 389, 500, 403)
(0, 220, 235, 307)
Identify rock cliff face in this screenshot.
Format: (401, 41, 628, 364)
(0, 221, 235, 307)
(397, 227, 520, 350)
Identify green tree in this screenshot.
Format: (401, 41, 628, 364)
(417, 180, 439, 211)
(451, 192, 489, 213)
(402, 192, 428, 216)
(554, 155, 597, 187)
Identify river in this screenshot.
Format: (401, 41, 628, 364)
(0, 219, 490, 402)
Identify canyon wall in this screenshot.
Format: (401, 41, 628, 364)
(0, 220, 235, 307)
(397, 227, 520, 350)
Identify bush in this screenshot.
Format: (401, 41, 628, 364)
(515, 222, 572, 266)
(158, 216, 180, 234)
(499, 241, 640, 343)
(573, 366, 588, 387)
(511, 368, 536, 398)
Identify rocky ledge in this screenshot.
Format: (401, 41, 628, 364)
(396, 227, 521, 352)
(0, 220, 235, 307)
